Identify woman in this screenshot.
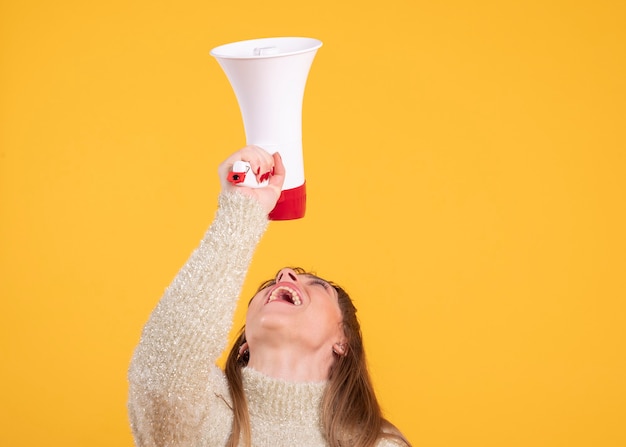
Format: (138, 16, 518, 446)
(128, 146, 410, 446)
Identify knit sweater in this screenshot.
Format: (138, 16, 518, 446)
(128, 192, 401, 447)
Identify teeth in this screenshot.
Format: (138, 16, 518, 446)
(267, 286, 302, 306)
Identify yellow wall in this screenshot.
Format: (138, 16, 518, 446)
(1, 0, 625, 445)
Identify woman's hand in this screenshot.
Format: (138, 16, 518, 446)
(218, 145, 286, 215)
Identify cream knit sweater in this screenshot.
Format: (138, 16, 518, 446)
(128, 192, 400, 447)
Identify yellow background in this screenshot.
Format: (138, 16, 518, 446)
(1, 0, 625, 445)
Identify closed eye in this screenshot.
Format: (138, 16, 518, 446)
(309, 278, 331, 289)
(306, 276, 336, 299)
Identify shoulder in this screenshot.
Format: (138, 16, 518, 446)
(208, 366, 233, 409)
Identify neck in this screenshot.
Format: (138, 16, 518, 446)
(246, 342, 334, 382)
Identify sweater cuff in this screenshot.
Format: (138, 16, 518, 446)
(213, 191, 269, 242)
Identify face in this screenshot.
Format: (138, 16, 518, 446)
(245, 268, 346, 353)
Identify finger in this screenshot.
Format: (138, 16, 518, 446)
(230, 145, 274, 182)
(218, 145, 272, 185)
(267, 152, 286, 190)
(246, 146, 274, 183)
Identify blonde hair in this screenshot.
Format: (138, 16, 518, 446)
(224, 268, 411, 447)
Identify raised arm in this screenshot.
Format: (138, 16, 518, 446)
(128, 146, 284, 446)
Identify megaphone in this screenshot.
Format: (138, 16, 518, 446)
(210, 37, 322, 220)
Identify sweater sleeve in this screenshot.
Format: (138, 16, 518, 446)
(127, 191, 269, 447)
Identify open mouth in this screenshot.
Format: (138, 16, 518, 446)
(266, 285, 302, 306)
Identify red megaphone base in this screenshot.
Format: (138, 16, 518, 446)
(269, 182, 306, 220)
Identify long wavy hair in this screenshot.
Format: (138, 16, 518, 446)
(224, 268, 411, 447)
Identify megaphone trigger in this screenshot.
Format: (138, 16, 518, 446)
(227, 170, 246, 185)
(228, 160, 250, 185)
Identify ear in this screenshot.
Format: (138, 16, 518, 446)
(237, 341, 249, 359)
(333, 342, 348, 356)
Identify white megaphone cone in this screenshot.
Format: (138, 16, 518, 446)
(210, 37, 322, 220)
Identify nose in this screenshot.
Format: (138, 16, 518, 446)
(276, 268, 298, 283)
